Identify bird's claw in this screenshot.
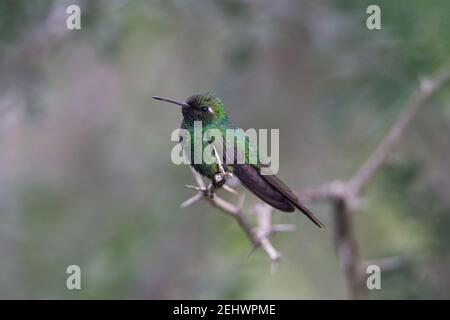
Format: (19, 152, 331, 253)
(212, 170, 233, 188)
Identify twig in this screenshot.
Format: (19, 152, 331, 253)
(183, 168, 293, 270)
(349, 68, 450, 195)
(298, 65, 450, 299)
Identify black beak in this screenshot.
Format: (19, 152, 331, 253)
(152, 96, 190, 108)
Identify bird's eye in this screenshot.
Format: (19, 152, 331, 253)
(201, 106, 209, 112)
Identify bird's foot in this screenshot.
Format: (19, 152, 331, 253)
(181, 166, 236, 208)
(212, 171, 233, 189)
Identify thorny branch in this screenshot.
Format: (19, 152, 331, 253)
(299, 65, 450, 299)
(182, 168, 295, 272)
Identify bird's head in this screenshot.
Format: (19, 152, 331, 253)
(153, 92, 228, 125)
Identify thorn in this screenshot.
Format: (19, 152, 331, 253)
(184, 184, 202, 191)
(180, 192, 203, 208)
(223, 184, 238, 195)
(190, 167, 206, 189)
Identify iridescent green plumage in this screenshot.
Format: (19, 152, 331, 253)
(153, 92, 324, 228)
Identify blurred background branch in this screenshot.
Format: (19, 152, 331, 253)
(299, 65, 450, 299)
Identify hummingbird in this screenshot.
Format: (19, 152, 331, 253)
(153, 92, 324, 228)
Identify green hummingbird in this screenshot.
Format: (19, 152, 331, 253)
(153, 92, 324, 228)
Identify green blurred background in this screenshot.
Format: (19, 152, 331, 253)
(1, 0, 450, 299)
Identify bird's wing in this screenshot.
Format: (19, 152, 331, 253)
(233, 164, 295, 212)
